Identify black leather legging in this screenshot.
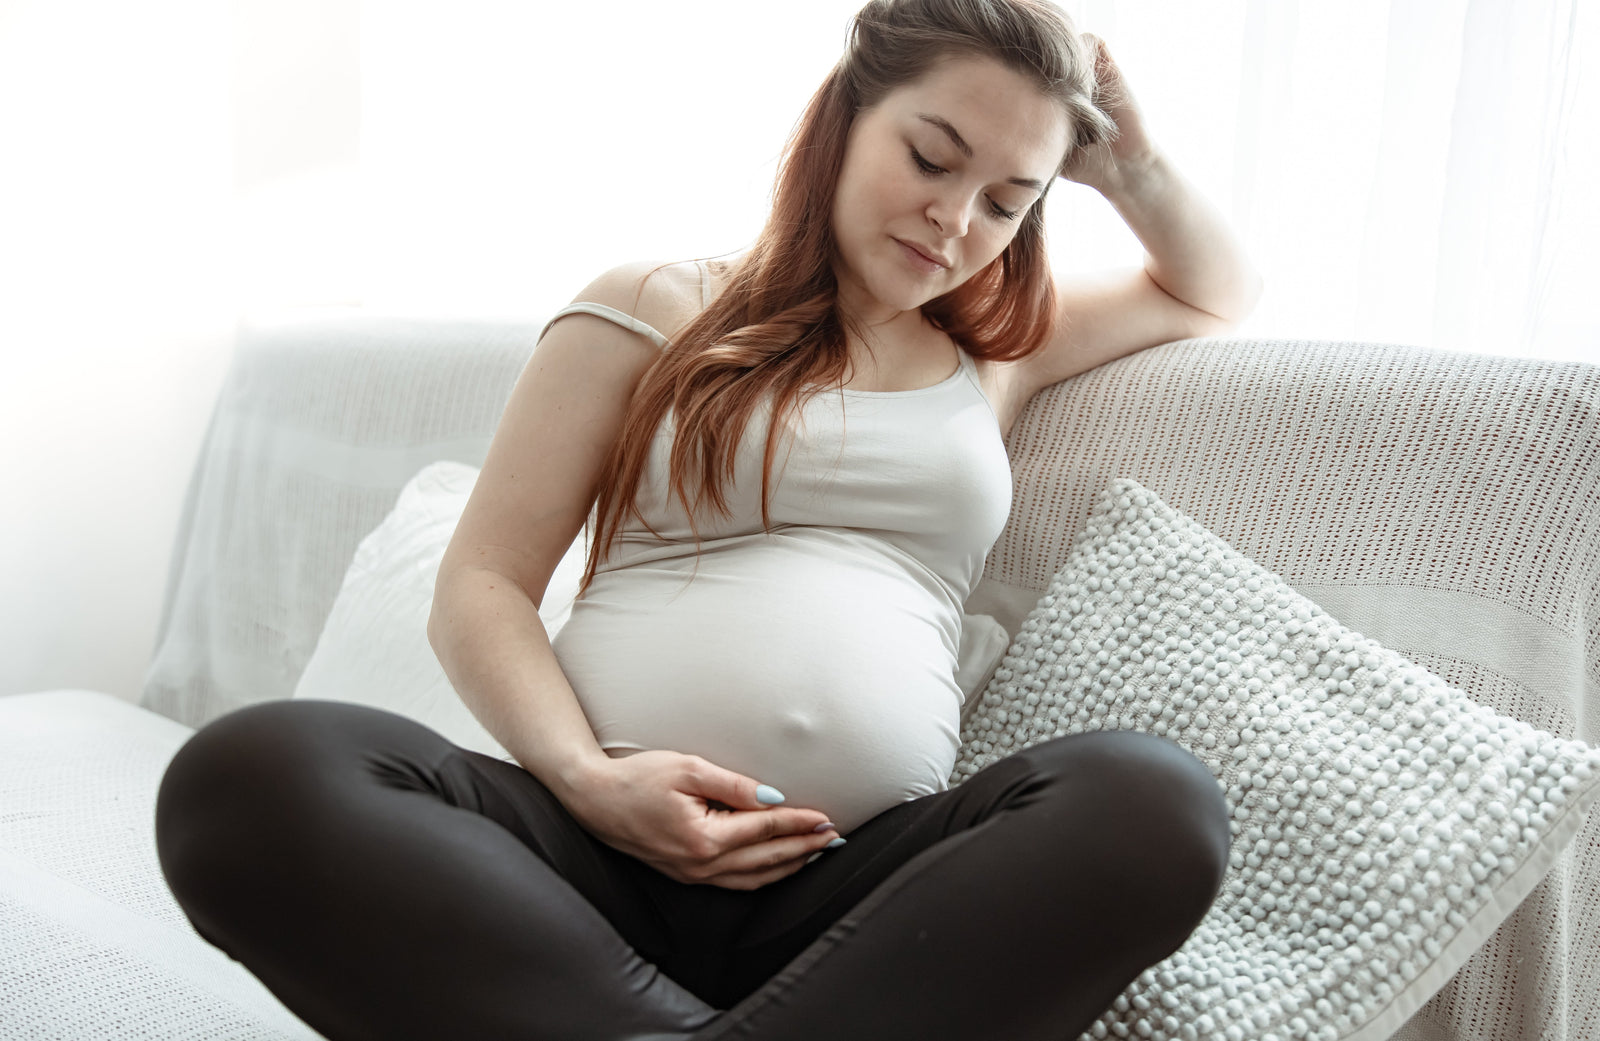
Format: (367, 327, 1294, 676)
(155, 700, 1230, 1041)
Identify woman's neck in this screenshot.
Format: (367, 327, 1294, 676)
(834, 308, 959, 392)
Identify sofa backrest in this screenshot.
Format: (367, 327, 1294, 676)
(982, 338, 1599, 744)
(143, 317, 1600, 747)
(140, 313, 538, 727)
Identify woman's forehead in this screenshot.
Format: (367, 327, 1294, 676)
(878, 55, 1071, 172)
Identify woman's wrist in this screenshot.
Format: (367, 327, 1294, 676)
(546, 746, 615, 805)
(1090, 148, 1262, 325)
(1086, 145, 1168, 207)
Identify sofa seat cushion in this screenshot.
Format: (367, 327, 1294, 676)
(0, 690, 324, 1040)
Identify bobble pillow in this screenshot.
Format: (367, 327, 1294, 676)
(951, 479, 1600, 1041)
(292, 461, 590, 759)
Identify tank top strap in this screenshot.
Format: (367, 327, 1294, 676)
(957, 346, 981, 384)
(538, 302, 670, 350)
(697, 259, 713, 308)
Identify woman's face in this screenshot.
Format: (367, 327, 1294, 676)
(830, 54, 1071, 322)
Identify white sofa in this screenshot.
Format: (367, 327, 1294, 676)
(2, 313, 1595, 1040)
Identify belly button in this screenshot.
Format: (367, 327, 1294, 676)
(781, 711, 819, 740)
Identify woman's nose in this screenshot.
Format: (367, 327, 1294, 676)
(926, 190, 970, 239)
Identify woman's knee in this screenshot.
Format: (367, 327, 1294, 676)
(155, 700, 420, 910)
(1019, 730, 1232, 922)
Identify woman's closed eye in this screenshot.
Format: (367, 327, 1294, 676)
(910, 147, 945, 177)
(909, 148, 1021, 222)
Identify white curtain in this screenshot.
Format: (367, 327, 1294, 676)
(1061, 0, 1594, 364)
(330, 0, 1597, 364)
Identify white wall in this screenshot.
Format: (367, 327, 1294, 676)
(0, 0, 873, 703)
(0, 0, 359, 701)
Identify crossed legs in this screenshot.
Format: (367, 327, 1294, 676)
(155, 700, 1229, 1040)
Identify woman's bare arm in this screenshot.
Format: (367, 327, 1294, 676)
(1012, 34, 1263, 401)
(427, 263, 841, 888)
(428, 267, 660, 800)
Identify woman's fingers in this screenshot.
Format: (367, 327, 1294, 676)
(675, 806, 841, 885)
(675, 754, 836, 840)
(704, 804, 839, 847)
(1060, 32, 1156, 189)
(567, 750, 841, 888)
(695, 827, 847, 890)
(643, 825, 837, 888)
(1083, 33, 1132, 116)
(679, 755, 800, 814)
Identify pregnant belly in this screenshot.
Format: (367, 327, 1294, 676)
(550, 529, 965, 834)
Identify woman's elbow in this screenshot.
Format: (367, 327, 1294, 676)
(1199, 270, 1264, 335)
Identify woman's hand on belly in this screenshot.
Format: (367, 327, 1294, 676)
(562, 750, 844, 890)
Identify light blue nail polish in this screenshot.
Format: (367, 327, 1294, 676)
(813, 821, 836, 833)
(826, 837, 847, 849)
(755, 784, 786, 805)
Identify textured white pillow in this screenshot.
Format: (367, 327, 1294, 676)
(292, 461, 589, 760)
(951, 479, 1600, 1041)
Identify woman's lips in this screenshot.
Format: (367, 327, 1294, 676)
(895, 238, 947, 274)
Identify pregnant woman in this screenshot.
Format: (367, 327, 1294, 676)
(155, 1, 1261, 1038)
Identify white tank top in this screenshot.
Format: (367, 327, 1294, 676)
(543, 266, 1014, 832)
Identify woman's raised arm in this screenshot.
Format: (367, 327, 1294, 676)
(1015, 34, 1263, 397)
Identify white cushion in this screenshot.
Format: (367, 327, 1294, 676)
(291, 461, 587, 758)
(952, 479, 1600, 1041)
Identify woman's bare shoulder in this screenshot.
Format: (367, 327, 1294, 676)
(575, 257, 730, 342)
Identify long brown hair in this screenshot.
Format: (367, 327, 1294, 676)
(579, 0, 1116, 596)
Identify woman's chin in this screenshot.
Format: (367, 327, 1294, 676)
(865, 275, 944, 314)
(835, 258, 946, 316)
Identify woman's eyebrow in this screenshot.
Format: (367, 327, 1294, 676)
(916, 112, 1045, 191)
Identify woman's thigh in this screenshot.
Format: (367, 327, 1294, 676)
(698, 728, 1232, 1015)
(154, 699, 720, 1040)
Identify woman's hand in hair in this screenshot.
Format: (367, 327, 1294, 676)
(1059, 33, 1157, 194)
(561, 750, 843, 890)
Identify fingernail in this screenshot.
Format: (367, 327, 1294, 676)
(813, 821, 836, 833)
(826, 837, 847, 849)
(755, 784, 786, 805)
